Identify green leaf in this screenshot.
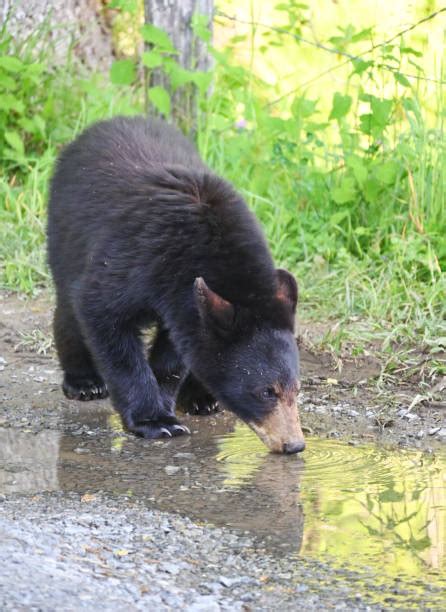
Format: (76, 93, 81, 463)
(375, 161, 398, 185)
(346, 155, 367, 184)
(409, 536, 431, 551)
(168, 64, 196, 89)
(0, 93, 24, 113)
(394, 72, 411, 87)
(141, 24, 176, 52)
(108, 0, 138, 12)
(148, 86, 171, 115)
(351, 59, 373, 75)
(0, 71, 16, 90)
(329, 210, 349, 225)
(0, 56, 23, 72)
(141, 51, 163, 69)
(379, 487, 404, 503)
(192, 13, 211, 43)
(291, 96, 317, 120)
(110, 59, 136, 85)
(18, 117, 36, 134)
(230, 34, 248, 44)
(4, 130, 24, 154)
(400, 46, 422, 57)
(411, 488, 422, 501)
(351, 27, 373, 43)
(34, 114, 46, 136)
(363, 176, 380, 202)
(331, 177, 356, 204)
(359, 113, 373, 135)
(371, 97, 392, 126)
(329, 92, 352, 120)
(354, 226, 370, 236)
(192, 70, 212, 93)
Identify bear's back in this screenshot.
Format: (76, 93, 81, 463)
(47, 117, 277, 314)
(63, 116, 204, 170)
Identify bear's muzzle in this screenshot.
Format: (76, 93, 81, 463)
(247, 399, 305, 454)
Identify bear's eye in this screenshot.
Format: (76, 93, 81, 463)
(261, 387, 278, 401)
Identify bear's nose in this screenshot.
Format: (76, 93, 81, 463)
(283, 441, 306, 454)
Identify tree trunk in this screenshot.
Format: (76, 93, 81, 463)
(144, 0, 213, 133)
(1, 0, 114, 70)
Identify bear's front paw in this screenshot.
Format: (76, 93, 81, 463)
(63, 374, 109, 401)
(127, 417, 191, 439)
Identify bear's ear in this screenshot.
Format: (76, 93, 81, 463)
(275, 269, 298, 314)
(194, 277, 235, 333)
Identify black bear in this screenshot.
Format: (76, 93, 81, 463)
(47, 116, 305, 454)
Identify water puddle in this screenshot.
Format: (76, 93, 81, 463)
(1, 409, 446, 600)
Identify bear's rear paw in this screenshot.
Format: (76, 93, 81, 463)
(128, 416, 191, 439)
(181, 393, 219, 416)
(63, 374, 109, 401)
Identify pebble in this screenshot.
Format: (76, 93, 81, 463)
(398, 409, 419, 421)
(186, 596, 221, 612)
(428, 427, 441, 435)
(345, 409, 360, 417)
(164, 465, 181, 475)
(160, 562, 181, 575)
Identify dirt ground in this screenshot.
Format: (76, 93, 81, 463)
(1, 290, 445, 451)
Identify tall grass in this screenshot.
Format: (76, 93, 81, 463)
(0, 14, 445, 374)
(196, 26, 446, 360)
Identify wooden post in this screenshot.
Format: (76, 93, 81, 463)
(143, 0, 213, 134)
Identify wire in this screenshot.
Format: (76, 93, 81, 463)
(216, 7, 446, 106)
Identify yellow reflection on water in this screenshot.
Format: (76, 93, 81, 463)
(216, 423, 446, 579)
(107, 414, 126, 453)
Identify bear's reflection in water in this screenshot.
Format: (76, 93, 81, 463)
(0, 408, 305, 554)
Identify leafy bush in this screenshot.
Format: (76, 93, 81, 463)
(0, 20, 143, 290)
(0, 3, 445, 360)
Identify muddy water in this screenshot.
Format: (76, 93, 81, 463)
(1, 407, 446, 599)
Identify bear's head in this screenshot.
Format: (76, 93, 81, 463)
(192, 269, 304, 454)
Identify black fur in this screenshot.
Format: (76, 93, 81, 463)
(47, 116, 299, 438)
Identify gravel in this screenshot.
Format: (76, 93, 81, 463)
(1, 493, 445, 610)
(0, 494, 387, 611)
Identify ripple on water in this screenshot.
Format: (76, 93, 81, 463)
(215, 422, 446, 599)
(216, 423, 439, 491)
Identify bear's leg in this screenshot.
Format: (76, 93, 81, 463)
(177, 374, 219, 416)
(76, 297, 189, 439)
(148, 328, 187, 413)
(54, 300, 108, 401)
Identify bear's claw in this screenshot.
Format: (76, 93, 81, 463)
(63, 375, 109, 401)
(129, 419, 190, 439)
(184, 396, 219, 416)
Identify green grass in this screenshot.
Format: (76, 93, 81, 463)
(0, 18, 445, 382)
